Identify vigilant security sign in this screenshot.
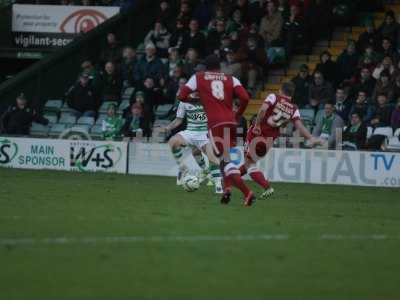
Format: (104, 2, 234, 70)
(0, 137, 127, 174)
(12, 4, 119, 48)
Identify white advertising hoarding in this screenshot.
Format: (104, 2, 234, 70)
(128, 143, 400, 188)
(0, 137, 127, 174)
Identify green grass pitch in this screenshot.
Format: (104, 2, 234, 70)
(0, 168, 399, 299)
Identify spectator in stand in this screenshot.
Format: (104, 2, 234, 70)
(120, 46, 137, 89)
(237, 36, 268, 96)
(226, 9, 245, 34)
(165, 67, 184, 104)
(358, 44, 380, 69)
(99, 33, 122, 66)
(206, 19, 226, 55)
(134, 43, 166, 84)
(342, 112, 368, 150)
(177, 1, 192, 27)
(312, 102, 344, 149)
(259, 1, 283, 47)
(282, 5, 305, 58)
(80, 60, 100, 90)
(193, 0, 213, 29)
(181, 48, 205, 77)
(65, 73, 98, 118)
(277, 0, 290, 19)
(144, 21, 171, 59)
(349, 90, 375, 123)
(167, 47, 183, 77)
(169, 19, 188, 55)
(220, 49, 242, 80)
(391, 98, 400, 130)
(357, 20, 381, 52)
(372, 70, 394, 102)
(378, 10, 399, 48)
(308, 71, 334, 111)
(99, 61, 122, 102)
(379, 37, 399, 63)
(372, 56, 395, 79)
(292, 64, 312, 108)
(181, 19, 206, 57)
(122, 102, 145, 138)
(350, 67, 376, 99)
(336, 40, 360, 82)
(391, 75, 400, 103)
(314, 51, 338, 86)
(102, 103, 124, 141)
(157, 0, 174, 31)
(0, 93, 48, 135)
(334, 87, 352, 123)
(370, 93, 394, 128)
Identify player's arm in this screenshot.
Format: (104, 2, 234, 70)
(232, 77, 250, 119)
(252, 102, 271, 135)
(177, 75, 197, 102)
(293, 118, 323, 147)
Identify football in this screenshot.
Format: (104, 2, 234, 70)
(182, 175, 200, 192)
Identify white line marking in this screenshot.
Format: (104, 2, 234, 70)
(0, 234, 399, 246)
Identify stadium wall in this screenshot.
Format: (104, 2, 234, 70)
(1, 138, 399, 188)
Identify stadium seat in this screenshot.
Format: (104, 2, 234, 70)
(95, 114, 107, 125)
(367, 126, 373, 139)
(59, 113, 77, 125)
(373, 127, 393, 138)
(69, 124, 91, 133)
(387, 136, 400, 151)
(155, 104, 173, 120)
(394, 128, 400, 137)
(44, 99, 63, 113)
(122, 87, 135, 101)
(299, 108, 315, 125)
(99, 101, 118, 114)
(119, 99, 130, 112)
(43, 114, 58, 124)
(153, 119, 170, 128)
(77, 116, 95, 126)
(30, 122, 50, 137)
(90, 124, 103, 140)
(60, 102, 75, 114)
(48, 123, 67, 138)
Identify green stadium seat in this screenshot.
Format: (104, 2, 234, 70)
(99, 101, 118, 114)
(48, 123, 67, 138)
(44, 99, 63, 113)
(77, 116, 95, 126)
(59, 113, 77, 125)
(43, 114, 58, 124)
(90, 124, 104, 140)
(30, 122, 50, 137)
(122, 87, 135, 101)
(155, 104, 173, 120)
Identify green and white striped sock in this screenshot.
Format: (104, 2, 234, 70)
(193, 152, 207, 171)
(172, 147, 184, 167)
(209, 163, 222, 185)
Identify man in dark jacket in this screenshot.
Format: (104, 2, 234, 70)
(308, 71, 334, 110)
(99, 61, 122, 102)
(291, 64, 312, 108)
(133, 43, 166, 85)
(334, 87, 353, 122)
(336, 40, 360, 82)
(343, 112, 367, 150)
(180, 19, 206, 57)
(1, 93, 48, 135)
(314, 51, 338, 86)
(65, 73, 98, 117)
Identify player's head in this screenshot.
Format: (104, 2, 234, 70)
(281, 82, 295, 98)
(205, 54, 221, 71)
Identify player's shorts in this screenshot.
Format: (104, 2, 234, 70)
(208, 124, 237, 156)
(244, 125, 278, 162)
(178, 130, 209, 149)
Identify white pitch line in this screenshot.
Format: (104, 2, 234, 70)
(0, 234, 400, 246)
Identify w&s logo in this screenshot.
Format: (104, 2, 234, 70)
(60, 9, 108, 33)
(0, 139, 18, 164)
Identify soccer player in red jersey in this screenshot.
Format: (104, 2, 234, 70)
(242, 82, 323, 198)
(178, 55, 255, 206)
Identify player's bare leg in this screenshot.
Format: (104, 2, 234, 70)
(168, 134, 189, 185)
(202, 143, 223, 194)
(191, 147, 212, 185)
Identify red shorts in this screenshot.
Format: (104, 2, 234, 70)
(209, 124, 237, 156)
(245, 125, 278, 161)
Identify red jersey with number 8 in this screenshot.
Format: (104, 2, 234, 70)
(178, 71, 249, 129)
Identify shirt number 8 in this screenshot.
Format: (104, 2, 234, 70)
(211, 80, 224, 100)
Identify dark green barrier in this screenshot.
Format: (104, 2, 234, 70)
(0, 0, 158, 112)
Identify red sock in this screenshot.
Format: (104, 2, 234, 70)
(249, 170, 270, 189)
(229, 173, 251, 197)
(223, 175, 233, 193)
(239, 165, 247, 176)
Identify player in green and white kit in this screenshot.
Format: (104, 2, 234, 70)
(164, 97, 223, 194)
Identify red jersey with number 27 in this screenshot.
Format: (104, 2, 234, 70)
(178, 71, 249, 129)
(259, 93, 301, 139)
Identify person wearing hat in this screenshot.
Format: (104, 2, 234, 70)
(101, 103, 124, 141)
(0, 93, 49, 135)
(65, 72, 98, 118)
(291, 64, 312, 107)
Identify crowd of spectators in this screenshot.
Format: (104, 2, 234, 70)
(2, 0, 400, 151)
(14, 0, 136, 6)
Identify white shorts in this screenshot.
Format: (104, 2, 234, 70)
(178, 130, 209, 149)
